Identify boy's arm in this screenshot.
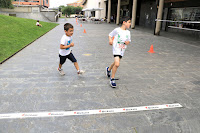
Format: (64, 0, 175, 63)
(124, 41, 130, 45)
(60, 42, 74, 49)
(108, 28, 118, 45)
(108, 36, 113, 45)
(125, 31, 131, 45)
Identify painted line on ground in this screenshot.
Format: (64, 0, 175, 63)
(0, 103, 182, 119)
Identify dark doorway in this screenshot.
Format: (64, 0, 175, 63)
(136, 0, 142, 25)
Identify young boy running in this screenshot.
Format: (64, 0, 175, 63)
(106, 18, 131, 88)
(58, 23, 84, 75)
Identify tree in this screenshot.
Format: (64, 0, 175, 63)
(74, 6, 83, 14)
(58, 5, 65, 12)
(0, 0, 14, 9)
(61, 6, 83, 17)
(62, 6, 73, 17)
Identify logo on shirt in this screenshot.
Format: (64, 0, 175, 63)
(66, 39, 72, 50)
(117, 34, 126, 49)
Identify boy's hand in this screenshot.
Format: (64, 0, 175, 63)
(125, 41, 130, 45)
(109, 40, 113, 45)
(70, 42, 74, 47)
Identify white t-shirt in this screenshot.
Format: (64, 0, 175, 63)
(59, 34, 72, 56)
(109, 27, 131, 56)
(36, 22, 39, 25)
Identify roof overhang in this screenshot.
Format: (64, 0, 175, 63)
(82, 0, 87, 5)
(82, 8, 104, 11)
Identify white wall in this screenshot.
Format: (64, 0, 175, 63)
(83, 0, 104, 19)
(100, 0, 106, 19)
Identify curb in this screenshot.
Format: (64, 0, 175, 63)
(0, 24, 59, 64)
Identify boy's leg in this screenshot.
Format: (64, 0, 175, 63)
(68, 53, 84, 74)
(110, 56, 120, 88)
(74, 62, 85, 74)
(74, 62, 79, 71)
(108, 62, 115, 71)
(58, 55, 67, 75)
(106, 62, 114, 78)
(59, 54, 67, 69)
(111, 56, 120, 79)
(59, 64, 62, 69)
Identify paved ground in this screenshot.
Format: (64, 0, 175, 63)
(0, 18, 200, 133)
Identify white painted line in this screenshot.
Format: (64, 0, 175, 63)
(0, 103, 182, 119)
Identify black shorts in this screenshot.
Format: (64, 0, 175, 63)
(114, 55, 122, 59)
(59, 53, 77, 65)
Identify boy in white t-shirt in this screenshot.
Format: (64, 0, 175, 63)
(106, 18, 131, 88)
(36, 20, 42, 27)
(58, 23, 84, 75)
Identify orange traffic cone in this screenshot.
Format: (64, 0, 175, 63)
(148, 45, 155, 53)
(83, 29, 86, 33)
(80, 24, 82, 27)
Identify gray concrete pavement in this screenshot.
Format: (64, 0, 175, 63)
(0, 18, 200, 133)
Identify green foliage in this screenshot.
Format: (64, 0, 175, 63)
(62, 6, 73, 17)
(61, 6, 83, 17)
(74, 6, 83, 14)
(59, 5, 65, 12)
(0, 0, 14, 9)
(0, 15, 58, 62)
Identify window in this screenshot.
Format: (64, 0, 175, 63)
(170, 7, 200, 29)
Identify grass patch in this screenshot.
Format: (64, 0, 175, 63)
(0, 14, 59, 63)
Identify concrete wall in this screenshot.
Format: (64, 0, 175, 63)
(41, 11, 56, 22)
(100, 0, 107, 18)
(0, 6, 40, 13)
(83, 0, 103, 18)
(0, 11, 56, 22)
(0, 5, 57, 22)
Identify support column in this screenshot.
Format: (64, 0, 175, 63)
(155, 0, 164, 35)
(131, 0, 137, 29)
(116, 0, 121, 25)
(100, 0, 106, 19)
(107, 0, 111, 23)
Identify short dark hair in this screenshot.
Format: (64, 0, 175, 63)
(37, 20, 39, 22)
(64, 23, 73, 31)
(121, 17, 131, 24)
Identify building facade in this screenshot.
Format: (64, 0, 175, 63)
(12, 0, 49, 8)
(82, 0, 102, 18)
(103, 0, 200, 37)
(67, 0, 84, 7)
